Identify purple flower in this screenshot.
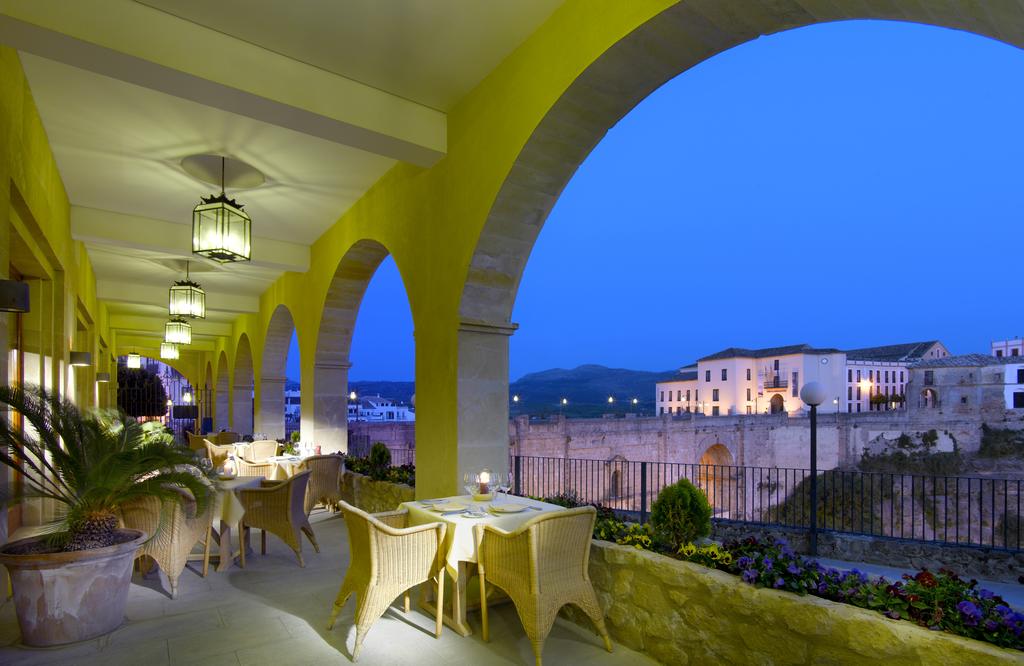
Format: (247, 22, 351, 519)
(736, 556, 753, 569)
(979, 589, 995, 600)
(884, 610, 900, 620)
(762, 558, 773, 570)
(957, 601, 982, 626)
(773, 578, 785, 589)
(742, 569, 758, 584)
(816, 581, 828, 594)
(983, 619, 999, 632)
(787, 562, 801, 575)
(994, 605, 1011, 617)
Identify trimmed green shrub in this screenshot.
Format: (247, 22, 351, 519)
(650, 478, 711, 550)
(290, 430, 301, 443)
(368, 442, 392, 481)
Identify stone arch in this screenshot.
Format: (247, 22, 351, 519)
(770, 394, 785, 414)
(699, 443, 736, 516)
(606, 454, 627, 505)
(257, 304, 295, 439)
(215, 351, 229, 431)
(921, 388, 938, 409)
(232, 334, 254, 435)
(453, 3, 1019, 495)
(312, 239, 406, 453)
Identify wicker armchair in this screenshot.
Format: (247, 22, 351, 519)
(236, 457, 276, 478)
(474, 505, 612, 666)
(239, 470, 318, 566)
(216, 431, 240, 445)
(300, 454, 344, 514)
(249, 440, 279, 461)
(205, 440, 233, 469)
(186, 431, 208, 454)
(120, 486, 212, 599)
(328, 502, 447, 661)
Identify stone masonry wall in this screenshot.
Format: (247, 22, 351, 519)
(711, 523, 1024, 584)
(565, 540, 1023, 665)
(339, 471, 414, 513)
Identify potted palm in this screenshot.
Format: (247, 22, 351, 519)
(0, 385, 214, 646)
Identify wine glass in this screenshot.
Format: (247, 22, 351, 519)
(499, 472, 513, 502)
(489, 471, 503, 503)
(463, 472, 476, 500)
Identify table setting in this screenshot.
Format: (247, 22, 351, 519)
(400, 468, 565, 636)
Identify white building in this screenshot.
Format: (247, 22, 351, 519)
(656, 340, 949, 417)
(347, 395, 415, 422)
(1004, 362, 1024, 409)
(992, 338, 1023, 359)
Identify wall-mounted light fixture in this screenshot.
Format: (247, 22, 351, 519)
(69, 351, 92, 367)
(95, 372, 111, 383)
(0, 280, 29, 313)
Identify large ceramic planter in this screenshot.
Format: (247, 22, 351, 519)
(0, 529, 146, 646)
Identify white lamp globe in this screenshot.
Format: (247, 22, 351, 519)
(800, 381, 828, 407)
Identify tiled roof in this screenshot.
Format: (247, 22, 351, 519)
(912, 354, 1021, 368)
(698, 344, 841, 362)
(845, 341, 941, 362)
(678, 371, 698, 381)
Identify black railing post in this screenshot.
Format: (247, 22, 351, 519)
(514, 455, 522, 496)
(809, 403, 818, 557)
(640, 461, 648, 524)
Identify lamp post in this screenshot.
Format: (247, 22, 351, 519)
(799, 381, 827, 556)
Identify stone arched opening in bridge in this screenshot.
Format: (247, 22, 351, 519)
(312, 239, 411, 454)
(456, 0, 1017, 514)
(233, 334, 254, 435)
(698, 443, 736, 517)
(215, 351, 229, 431)
(258, 304, 295, 440)
(606, 454, 628, 507)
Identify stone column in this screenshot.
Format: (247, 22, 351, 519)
(312, 360, 350, 453)
(256, 376, 286, 439)
(457, 319, 517, 486)
(231, 383, 254, 435)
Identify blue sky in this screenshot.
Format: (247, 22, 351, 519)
(287, 19, 1024, 383)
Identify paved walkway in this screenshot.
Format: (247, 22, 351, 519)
(0, 511, 654, 665)
(815, 556, 1024, 608)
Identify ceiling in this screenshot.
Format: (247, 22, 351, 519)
(1, 0, 564, 347)
(136, 0, 563, 111)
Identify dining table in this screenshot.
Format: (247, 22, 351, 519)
(263, 455, 306, 480)
(211, 475, 263, 572)
(400, 494, 565, 636)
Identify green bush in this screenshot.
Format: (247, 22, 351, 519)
(979, 425, 1024, 458)
(368, 442, 392, 481)
(290, 430, 301, 443)
(649, 478, 711, 550)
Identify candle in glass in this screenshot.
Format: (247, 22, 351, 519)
(477, 469, 491, 495)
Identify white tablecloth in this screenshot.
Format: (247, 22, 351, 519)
(265, 456, 306, 481)
(401, 495, 565, 573)
(213, 475, 263, 528)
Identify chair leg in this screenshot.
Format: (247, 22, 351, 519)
(479, 572, 489, 642)
(403, 592, 410, 613)
(202, 524, 212, 578)
(352, 626, 368, 662)
(301, 524, 320, 553)
(434, 572, 445, 639)
(327, 581, 354, 630)
(239, 525, 246, 569)
(169, 574, 179, 600)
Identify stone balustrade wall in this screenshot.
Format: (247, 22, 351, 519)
(339, 471, 414, 513)
(563, 540, 1022, 665)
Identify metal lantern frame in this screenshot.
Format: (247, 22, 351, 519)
(160, 342, 180, 360)
(126, 352, 142, 369)
(164, 317, 192, 345)
(169, 261, 206, 319)
(192, 157, 252, 263)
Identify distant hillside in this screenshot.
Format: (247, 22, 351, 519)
(511, 364, 679, 418)
(285, 379, 415, 404)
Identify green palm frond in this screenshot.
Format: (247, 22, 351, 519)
(0, 384, 217, 540)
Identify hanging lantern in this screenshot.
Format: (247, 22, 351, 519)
(192, 156, 251, 263)
(169, 261, 206, 319)
(164, 317, 192, 345)
(160, 342, 180, 360)
(126, 353, 141, 369)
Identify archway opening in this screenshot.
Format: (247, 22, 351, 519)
(921, 388, 938, 409)
(770, 394, 785, 415)
(215, 352, 229, 431)
(313, 242, 414, 455)
(232, 335, 254, 435)
(698, 443, 736, 516)
(258, 304, 295, 440)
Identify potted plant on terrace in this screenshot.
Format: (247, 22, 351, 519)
(0, 385, 213, 646)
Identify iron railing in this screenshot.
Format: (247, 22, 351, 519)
(510, 454, 1024, 552)
(347, 440, 415, 467)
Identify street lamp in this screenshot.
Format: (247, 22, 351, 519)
(800, 381, 827, 556)
(349, 391, 357, 401)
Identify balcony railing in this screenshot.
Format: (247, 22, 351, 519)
(762, 378, 788, 390)
(510, 454, 1024, 553)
